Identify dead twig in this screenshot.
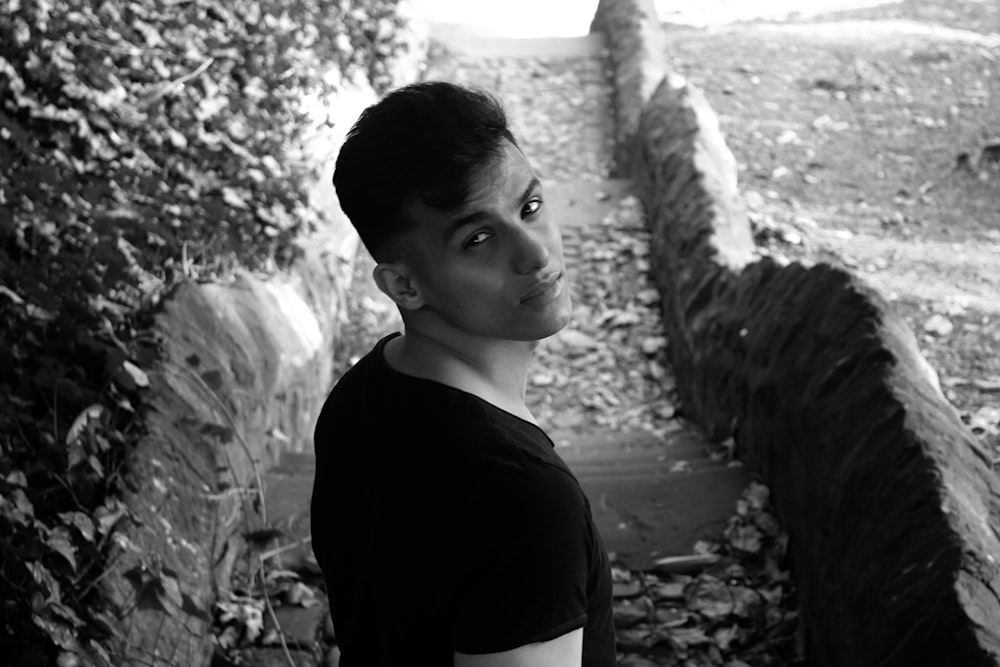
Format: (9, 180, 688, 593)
(259, 558, 298, 667)
(160, 360, 268, 526)
(161, 361, 301, 664)
(139, 57, 215, 108)
(69, 35, 175, 57)
(259, 536, 313, 562)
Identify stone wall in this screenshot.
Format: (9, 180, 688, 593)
(589, 0, 667, 175)
(102, 11, 429, 665)
(592, 0, 1000, 663)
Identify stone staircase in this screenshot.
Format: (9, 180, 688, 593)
(242, 26, 751, 666)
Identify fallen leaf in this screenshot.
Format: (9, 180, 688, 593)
(122, 360, 149, 388)
(652, 581, 686, 601)
(654, 606, 688, 627)
(65, 404, 104, 446)
(614, 599, 649, 629)
(652, 554, 723, 575)
(687, 576, 734, 620)
(46, 527, 78, 572)
(613, 580, 643, 598)
(714, 624, 740, 650)
(727, 524, 764, 554)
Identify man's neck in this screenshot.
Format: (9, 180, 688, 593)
(384, 329, 538, 424)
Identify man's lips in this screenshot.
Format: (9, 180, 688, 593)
(521, 272, 563, 303)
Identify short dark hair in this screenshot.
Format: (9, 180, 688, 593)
(333, 81, 516, 259)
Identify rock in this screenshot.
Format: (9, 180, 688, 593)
(969, 406, 1000, 436)
(624, 21, 1000, 662)
(270, 605, 325, 644)
(924, 314, 954, 336)
(590, 0, 667, 172)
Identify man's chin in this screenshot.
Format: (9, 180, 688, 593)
(521, 311, 574, 342)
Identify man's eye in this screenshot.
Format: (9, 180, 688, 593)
(522, 199, 542, 217)
(464, 231, 492, 248)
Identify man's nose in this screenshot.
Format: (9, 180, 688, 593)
(511, 225, 551, 274)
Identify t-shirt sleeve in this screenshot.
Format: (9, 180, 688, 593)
(450, 454, 591, 654)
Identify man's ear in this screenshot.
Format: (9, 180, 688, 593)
(372, 262, 425, 311)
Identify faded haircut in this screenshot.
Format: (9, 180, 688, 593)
(333, 81, 517, 260)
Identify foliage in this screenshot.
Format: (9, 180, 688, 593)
(0, 0, 407, 663)
(614, 482, 802, 666)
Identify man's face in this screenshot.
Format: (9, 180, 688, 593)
(398, 140, 573, 342)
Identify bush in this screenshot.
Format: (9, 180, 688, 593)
(0, 0, 407, 663)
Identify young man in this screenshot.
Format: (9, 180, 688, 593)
(311, 81, 615, 666)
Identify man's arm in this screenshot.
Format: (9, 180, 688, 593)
(454, 627, 583, 667)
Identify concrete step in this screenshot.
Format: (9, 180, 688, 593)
(554, 429, 750, 570)
(545, 178, 633, 231)
(263, 427, 750, 573)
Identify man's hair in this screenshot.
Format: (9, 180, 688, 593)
(333, 81, 516, 260)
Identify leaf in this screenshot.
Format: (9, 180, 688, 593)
(94, 497, 127, 536)
(32, 612, 79, 652)
(221, 186, 250, 209)
(667, 626, 711, 648)
(243, 603, 264, 642)
(48, 600, 85, 628)
(27, 561, 62, 601)
(613, 599, 649, 629)
(46, 527, 78, 572)
(652, 554, 722, 575)
(165, 127, 188, 149)
(687, 577, 735, 620)
(972, 377, 1000, 393)
(713, 624, 740, 651)
(158, 571, 183, 615)
(7, 470, 28, 486)
(58, 512, 95, 543)
(65, 404, 103, 447)
(727, 524, 764, 554)
(14, 488, 35, 517)
(122, 360, 149, 388)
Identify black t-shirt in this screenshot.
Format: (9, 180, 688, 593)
(311, 334, 615, 665)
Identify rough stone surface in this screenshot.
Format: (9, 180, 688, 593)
(594, 0, 1000, 662)
(271, 605, 325, 645)
(590, 0, 668, 174)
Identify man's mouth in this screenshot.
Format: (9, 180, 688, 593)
(521, 272, 563, 304)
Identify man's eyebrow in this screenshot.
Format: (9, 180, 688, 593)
(443, 177, 542, 240)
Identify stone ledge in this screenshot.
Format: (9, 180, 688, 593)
(589, 0, 667, 175)
(592, 0, 1000, 663)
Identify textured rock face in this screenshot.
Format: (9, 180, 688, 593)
(590, 0, 667, 174)
(591, 1, 1000, 662)
(632, 52, 1000, 667)
(104, 205, 355, 666)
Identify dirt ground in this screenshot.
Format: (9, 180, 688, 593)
(661, 0, 1000, 453)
